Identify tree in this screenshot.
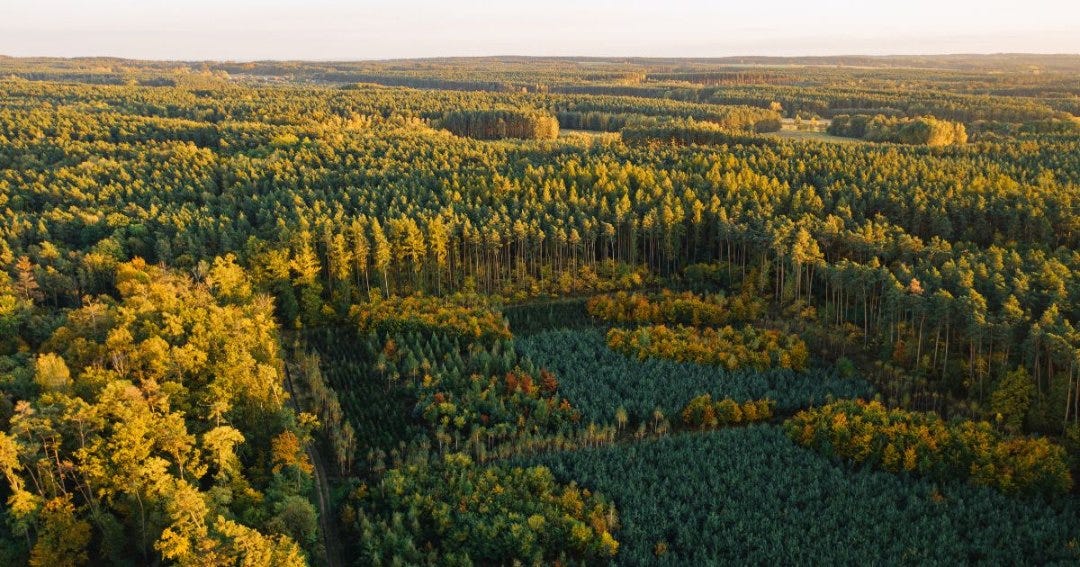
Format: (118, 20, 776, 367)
(267, 495, 318, 549)
(614, 406, 628, 432)
(214, 517, 306, 567)
(202, 426, 245, 484)
(370, 218, 392, 297)
(207, 253, 253, 303)
(350, 217, 371, 294)
(271, 431, 313, 488)
(428, 216, 450, 293)
(34, 353, 71, 392)
(290, 231, 321, 287)
(14, 256, 43, 303)
(30, 496, 92, 567)
(991, 367, 1035, 433)
(681, 394, 717, 429)
(325, 228, 352, 300)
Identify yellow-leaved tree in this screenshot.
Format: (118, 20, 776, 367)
(0, 259, 313, 565)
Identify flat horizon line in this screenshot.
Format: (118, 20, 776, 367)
(2, 52, 1080, 65)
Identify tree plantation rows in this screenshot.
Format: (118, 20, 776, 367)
(1, 55, 1079, 564)
(516, 328, 871, 424)
(302, 327, 425, 460)
(342, 453, 619, 565)
(524, 426, 1080, 565)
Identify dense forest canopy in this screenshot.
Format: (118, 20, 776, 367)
(0, 54, 1079, 565)
(439, 108, 560, 140)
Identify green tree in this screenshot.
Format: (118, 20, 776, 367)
(991, 367, 1035, 433)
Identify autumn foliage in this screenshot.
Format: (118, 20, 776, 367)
(607, 324, 810, 371)
(785, 399, 1072, 497)
(586, 289, 764, 326)
(0, 259, 311, 565)
(681, 394, 774, 429)
(351, 293, 512, 343)
(828, 114, 968, 146)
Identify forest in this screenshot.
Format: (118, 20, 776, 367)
(827, 114, 968, 146)
(0, 54, 1078, 565)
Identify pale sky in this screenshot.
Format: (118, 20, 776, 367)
(1, 0, 1078, 60)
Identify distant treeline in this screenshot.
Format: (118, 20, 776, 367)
(440, 108, 559, 140)
(556, 111, 636, 132)
(554, 97, 781, 133)
(828, 114, 968, 146)
(646, 71, 786, 86)
(620, 117, 778, 147)
(705, 86, 1070, 124)
(549, 83, 1071, 126)
(336, 74, 519, 92)
(552, 84, 697, 100)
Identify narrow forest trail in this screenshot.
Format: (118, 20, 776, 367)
(283, 361, 344, 567)
(306, 443, 343, 567)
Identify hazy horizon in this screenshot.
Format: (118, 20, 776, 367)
(2, 0, 1078, 61)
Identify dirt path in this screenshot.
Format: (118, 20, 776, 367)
(284, 362, 344, 567)
(306, 443, 343, 567)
